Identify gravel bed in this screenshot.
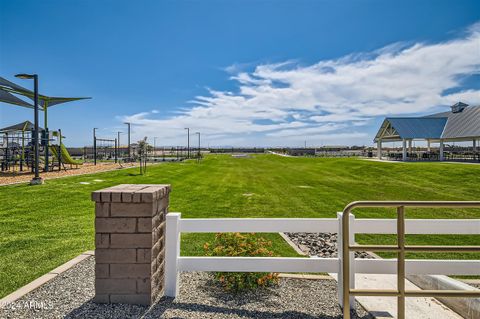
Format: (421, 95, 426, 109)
(285, 232, 373, 259)
(0, 256, 372, 319)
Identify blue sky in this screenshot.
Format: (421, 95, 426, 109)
(1, 0, 479, 147)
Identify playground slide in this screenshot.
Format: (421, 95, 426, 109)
(49, 145, 59, 159)
(49, 144, 83, 166)
(60, 144, 83, 165)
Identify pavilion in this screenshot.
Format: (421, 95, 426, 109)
(374, 102, 480, 161)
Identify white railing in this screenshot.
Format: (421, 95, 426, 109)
(164, 212, 480, 307)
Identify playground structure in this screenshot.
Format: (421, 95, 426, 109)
(0, 121, 39, 172)
(0, 121, 83, 173)
(1, 75, 199, 177)
(0, 75, 90, 179)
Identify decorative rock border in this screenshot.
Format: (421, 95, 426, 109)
(284, 232, 373, 259)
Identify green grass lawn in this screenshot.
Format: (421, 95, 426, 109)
(0, 154, 479, 298)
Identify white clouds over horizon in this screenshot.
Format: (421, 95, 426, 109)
(122, 23, 480, 147)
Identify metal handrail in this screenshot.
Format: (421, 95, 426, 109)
(341, 201, 480, 319)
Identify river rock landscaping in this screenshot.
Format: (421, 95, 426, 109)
(284, 232, 373, 259)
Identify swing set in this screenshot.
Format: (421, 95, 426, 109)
(93, 135, 118, 165)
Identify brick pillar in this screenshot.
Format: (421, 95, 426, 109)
(92, 184, 170, 305)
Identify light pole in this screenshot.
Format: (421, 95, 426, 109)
(117, 131, 122, 158)
(15, 73, 43, 185)
(93, 127, 98, 165)
(184, 127, 190, 158)
(195, 132, 201, 159)
(153, 137, 158, 158)
(124, 122, 131, 161)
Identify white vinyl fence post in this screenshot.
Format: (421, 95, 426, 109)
(337, 212, 356, 310)
(349, 213, 356, 310)
(165, 212, 181, 297)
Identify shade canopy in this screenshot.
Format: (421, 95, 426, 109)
(0, 76, 90, 109)
(0, 120, 44, 133)
(0, 89, 33, 108)
(0, 76, 30, 93)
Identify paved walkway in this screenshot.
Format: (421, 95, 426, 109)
(330, 273, 462, 319)
(363, 158, 480, 165)
(267, 151, 294, 157)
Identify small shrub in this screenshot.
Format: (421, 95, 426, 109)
(204, 232, 279, 292)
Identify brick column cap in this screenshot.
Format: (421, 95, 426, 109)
(92, 184, 171, 203)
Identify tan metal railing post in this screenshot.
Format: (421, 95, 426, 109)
(341, 201, 480, 319)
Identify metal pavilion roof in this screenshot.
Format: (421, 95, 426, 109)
(375, 117, 447, 142)
(374, 104, 480, 142)
(426, 105, 480, 139)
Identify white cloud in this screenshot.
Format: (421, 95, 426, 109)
(122, 23, 480, 146)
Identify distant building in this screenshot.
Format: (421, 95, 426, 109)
(287, 148, 316, 156)
(374, 102, 480, 161)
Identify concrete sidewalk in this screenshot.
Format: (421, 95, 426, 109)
(331, 273, 462, 319)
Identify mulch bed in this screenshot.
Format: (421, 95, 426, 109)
(0, 162, 138, 186)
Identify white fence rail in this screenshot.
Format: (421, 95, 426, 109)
(164, 212, 480, 306)
(178, 217, 480, 234)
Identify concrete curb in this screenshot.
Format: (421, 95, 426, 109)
(278, 273, 333, 280)
(408, 274, 480, 319)
(278, 232, 307, 256)
(0, 251, 94, 307)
